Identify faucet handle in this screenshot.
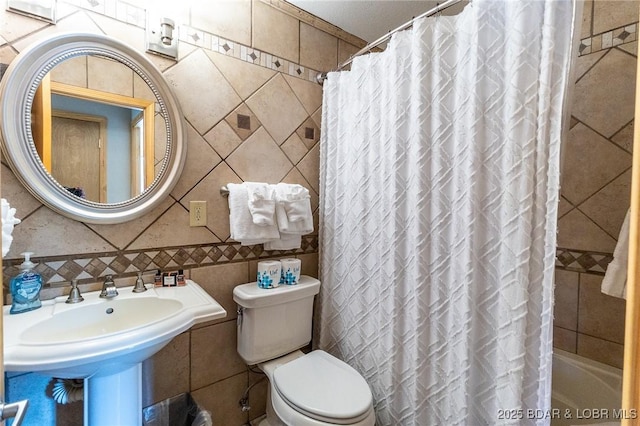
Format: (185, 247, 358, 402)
(133, 272, 147, 293)
(65, 279, 84, 304)
(99, 274, 118, 298)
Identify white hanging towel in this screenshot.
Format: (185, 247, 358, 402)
(601, 208, 630, 299)
(227, 183, 279, 246)
(245, 182, 276, 226)
(264, 183, 313, 250)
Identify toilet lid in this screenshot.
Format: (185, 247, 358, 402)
(273, 350, 372, 423)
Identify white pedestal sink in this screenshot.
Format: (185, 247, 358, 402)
(3, 280, 226, 425)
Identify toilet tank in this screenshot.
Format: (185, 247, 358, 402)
(233, 275, 320, 365)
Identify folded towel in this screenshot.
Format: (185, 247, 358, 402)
(264, 235, 302, 250)
(245, 182, 276, 226)
(274, 183, 313, 235)
(227, 183, 279, 246)
(601, 208, 629, 299)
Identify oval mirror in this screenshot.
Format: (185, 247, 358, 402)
(0, 33, 186, 223)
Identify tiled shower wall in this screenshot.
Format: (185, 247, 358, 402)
(554, 0, 639, 369)
(0, 0, 365, 424)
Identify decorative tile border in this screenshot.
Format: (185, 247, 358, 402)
(579, 22, 638, 56)
(2, 236, 319, 286)
(555, 247, 613, 275)
(178, 25, 322, 83)
(62, 0, 324, 83)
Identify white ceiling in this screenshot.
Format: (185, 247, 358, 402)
(287, 0, 441, 43)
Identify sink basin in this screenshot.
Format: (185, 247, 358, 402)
(4, 279, 226, 426)
(4, 279, 227, 378)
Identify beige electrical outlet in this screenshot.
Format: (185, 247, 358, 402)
(189, 201, 207, 226)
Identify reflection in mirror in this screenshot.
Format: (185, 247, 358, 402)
(30, 55, 167, 203)
(0, 33, 186, 223)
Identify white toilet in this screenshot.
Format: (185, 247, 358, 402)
(233, 275, 375, 426)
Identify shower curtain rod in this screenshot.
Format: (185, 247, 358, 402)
(316, 0, 467, 84)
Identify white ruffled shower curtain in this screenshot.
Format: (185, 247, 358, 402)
(318, 1, 577, 425)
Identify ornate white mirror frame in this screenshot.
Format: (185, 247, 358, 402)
(0, 32, 186, 224)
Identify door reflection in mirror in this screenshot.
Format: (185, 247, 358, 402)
(30, 55, 161, 204)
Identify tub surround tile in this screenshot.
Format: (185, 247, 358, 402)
(593, 0, 640, 35)
(619, 41, 638, 56)
(578, 274, 626, 344)
(581, 0, 593, 39)
(577, 333, 624, 369)
(573, 49, 637, 138)
(557, 196, 574, 219)
(553, 326, 577, 353)
(560, 123, 631, 206)
(611, 120, 634, 153)
(578, 168, 632, 238)
(574, 49, 607, 82)
(283, 74, 323, 116)
(554, 270, 579, 331)
(296, 117, 320, 149)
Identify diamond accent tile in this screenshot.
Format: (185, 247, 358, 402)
(296, 117, 320, 149)
(191, 247, 209, 263)
(132, 252, 153, 271)
(57, 261, 85, 281)
(86, 258, 109, 278)
(556, 248, 614, 275)
(153, 251, 173, 269)
(109, 255, 132, 274)
(173, 248, 191, 266)
(224, 103, 261, 141)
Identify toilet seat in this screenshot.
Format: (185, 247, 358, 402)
(272, 350, 373, 425)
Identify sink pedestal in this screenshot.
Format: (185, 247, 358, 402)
(84, 363, 142, 426)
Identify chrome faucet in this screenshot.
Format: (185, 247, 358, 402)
(65, 279, 84, 304)
(99, 275, 118, 299)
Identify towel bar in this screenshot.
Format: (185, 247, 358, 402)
(220, 186, 229, 197)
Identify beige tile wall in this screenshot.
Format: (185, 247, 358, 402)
(0, 0, 363, 424)
(555, 0, 639, 368)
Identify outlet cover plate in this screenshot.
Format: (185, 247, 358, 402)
(189, 201, 207, 227)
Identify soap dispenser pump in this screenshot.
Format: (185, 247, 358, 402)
(10, 252, 43, 314)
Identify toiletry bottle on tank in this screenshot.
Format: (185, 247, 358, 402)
(10, 252, 43, 314)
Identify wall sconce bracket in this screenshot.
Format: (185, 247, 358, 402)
(146, 14, 178, 60)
